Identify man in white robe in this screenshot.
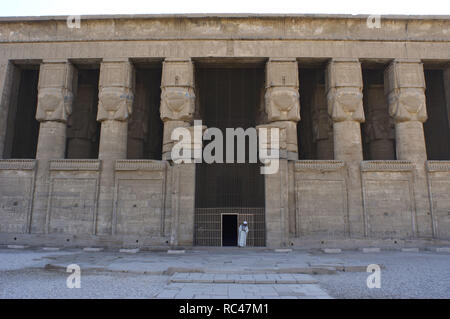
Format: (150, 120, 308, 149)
(238, 221, 249, 247)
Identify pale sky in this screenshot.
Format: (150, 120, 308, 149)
(0, 0, 449, 17)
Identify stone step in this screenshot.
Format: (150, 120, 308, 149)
(170, 273, 318, 284)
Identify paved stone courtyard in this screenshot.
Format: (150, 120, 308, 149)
(0, 246, 449, 298)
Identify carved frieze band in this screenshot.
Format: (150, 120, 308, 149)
(49, 159, 101, 171)
(360, 160, 415, 172)
(115, 160, 167, 171)
(0, 159, 36, 170)
(294, 160, 346, 171)
(426, 161, 450, 172)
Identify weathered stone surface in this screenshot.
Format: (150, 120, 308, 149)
(36, 61, 76, 123)
(364, 84, 395, 160)
(0, 160, 35, 233)
(97, 60, 134, 121)
(385, 61, 427, 123)
(312, 84, 334, 159)
(265, 59, 300, 123)
(326, 59, 364, 123)
(160, 59, 195, 160)
(46, 160, 100, 235)
(426, 161, 450, 239)
(294, 161, 348, 238)
(113, 160, 167, 237)
(0, 15, 449, 249)
(160, 59, 195, 121)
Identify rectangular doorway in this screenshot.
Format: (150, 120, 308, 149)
(222, 214, 238, 246)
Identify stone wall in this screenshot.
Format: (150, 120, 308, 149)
(0, 160, 35, 234)
(0, 15, 449, 248)
(293, 161, 348, 239)
(427, 161, 450, 239)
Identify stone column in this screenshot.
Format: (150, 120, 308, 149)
(35, 61, 76, 159)
(31, 60, 77, 232)
(160, 58, 195, 160)
(160, 58, 197, 246)
(364, 84, 395, 160)
(385, 60, 428, 163)
(326, 58, 365, 236)
(385, 59, 432, 237)
(257, 123, 289, 247)
(96, 59, 134, 234)
(263, 58, 300, 247)
(265, 58, 300, 160)
(311, 84, 334, 159)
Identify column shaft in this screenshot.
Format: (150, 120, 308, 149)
(96, 59, 134, 235)
(36, 121, 67, 159)
(31, 60, 76, 233)
(159, 58, 197, 245)
(326, 58, 365, 236)
(262, 58, 300, 247)
(160, 58, 195, 161)
(385, 59, 432, 237)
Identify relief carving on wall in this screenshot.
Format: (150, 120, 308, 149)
(365, 85, 395, 142)
(312, 85, 333, 141)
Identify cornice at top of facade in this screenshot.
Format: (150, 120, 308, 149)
(0, 14, 449, 44)
(0, 14, 450, 22)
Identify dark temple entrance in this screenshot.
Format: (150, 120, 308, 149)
(222, 214, 238, 246)
(194, 66, 266, 247)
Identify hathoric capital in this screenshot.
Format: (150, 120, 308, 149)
(265, 58, 300, 122)
(36, 61, 77, 123)
(385, 60, 427, 123)
(160, 58, 195, 122)
(97, 60, 135, 122)
(326, 59, 365, 123)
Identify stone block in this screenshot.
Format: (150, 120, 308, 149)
(168, 249, 186, 254)
(83, 247, 103, 252)
(322, 248, 342, 253)
(362, 247, 380, 253)
(7, 245, 26, 249)
(42, 247, 60, 251)
(119, 248, 140, 253)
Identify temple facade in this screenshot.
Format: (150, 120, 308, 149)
(0, 14, 449, 248)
